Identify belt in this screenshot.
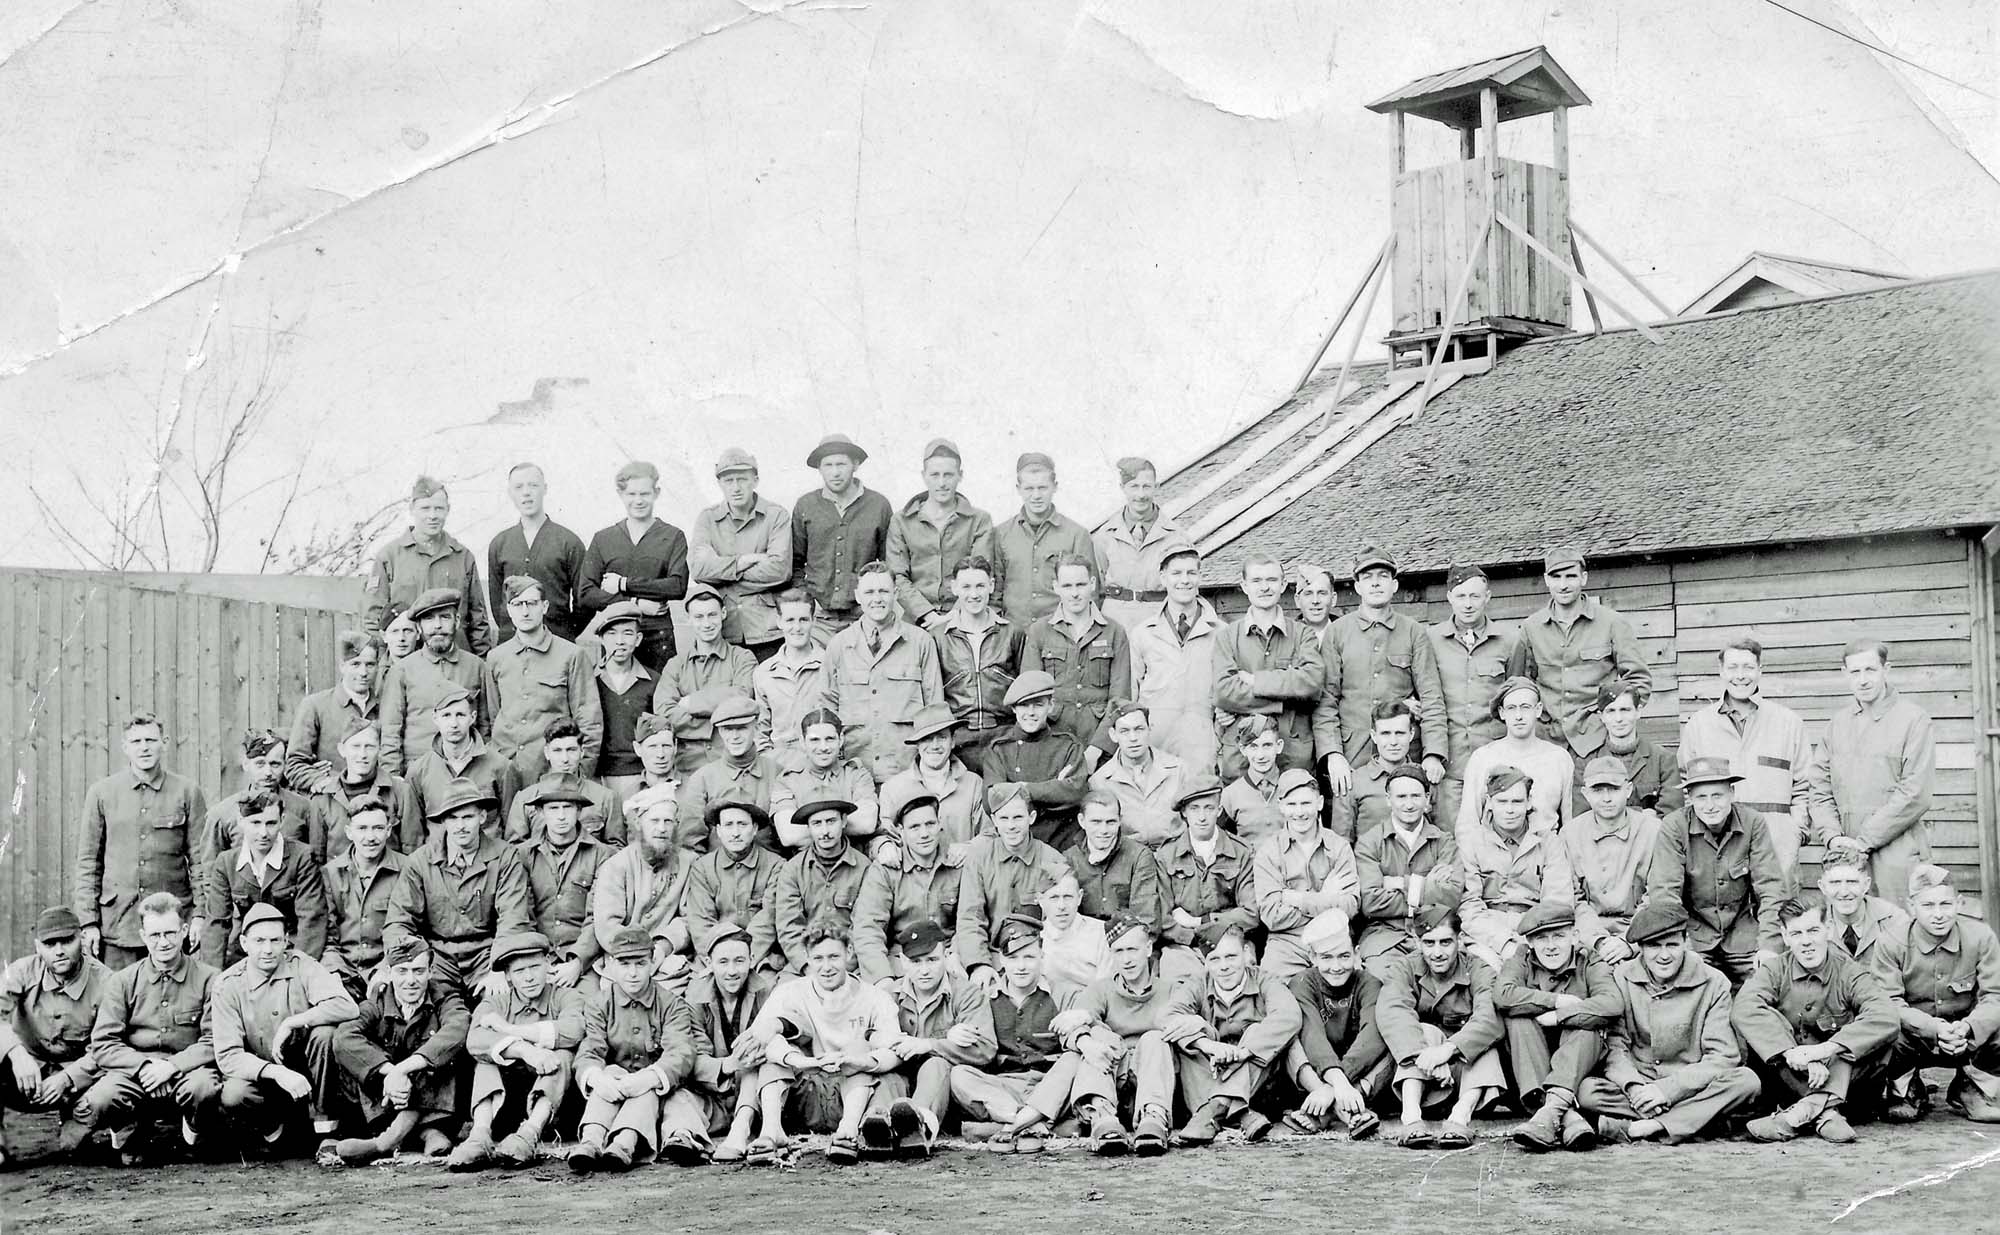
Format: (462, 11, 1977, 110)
(1101, 585, 1167, 602)
(1738, 801, 1792, 813)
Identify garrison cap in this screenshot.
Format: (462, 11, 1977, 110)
(709, 693, 759, 728)
(597, 600, 644, 631)
(406, 588, 461, 623)
(1516, 901, 1575, 938)
(241, 902, 290, 932)
(1115, 456, 1156, 483)
(1352, 546, 1398, 577)
(896, 920, 951, 959)
(1582, 755, 1631, 788)
(502, 575, 544, 603)
(1444, 563, 1488, 592)
(1413, 888, 1458, 934)
(490, 932, 554, 971)
(426, 777, 499, 821)
(985, 782, 1030, 814)
(1161, 543, 1201, 571)
(1003, 671, 1058, 707)
(1543, 545, 1586, 573)
(904, 702, 962, 745)
(34, 907, 81, 943)
(806, 433, 868, 468)
(1276, 767, 1321, 799)
(606, 927, 654, 962)
(522, 779, 592, 809)
(994, 907, 1044, 956)
(385, 935, 431, 966)
(1680, 756, 1744, 789)
(1626, 901, 1689, 945)
(714, 446, 758, 476)
(1174, 776, 1225, 811)
(921, 437, 962, 465)
(633, 713, 675, 745)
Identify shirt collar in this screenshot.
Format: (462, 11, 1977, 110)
(243, 952, 300, 990)
(946, 607, 1002, 634)
(614, 979, 660, 1009)
(1543, 594, 1602, 624)
(127, 767, 167, 792)
(1244, 610, 1290, 637)
(38, 959, 94, 996)
(1915, 922, 1961, 954)
(1355, 607, 1395, 629)
(711, 497, 770, 527)
(237, 833, 286, 873)
(597, 657, 654, 686)
(510, 627, 554, 654)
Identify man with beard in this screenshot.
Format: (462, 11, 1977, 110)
(1161, 924, 1303, 1146)
(1277, 913, 1388, 1139)
(319, 935, 469, 1165)
(955, 783, 1074, 996)
(78, 894, 221, 1165)
(1577, 901, 1761, 1143)
(487, 576, 602, 783)
(773, 800, 872, 974)
(406, 687, 521, 839)
(448, 933, 584, 1171)
(689, 923, 777, 1163)
(567, 927, 702, 1172)
(1644, 757, 1787, 986)
(852, 795, 962, 986)
(589, 786, 698, 983)
(1376, 896, 1506, 1149)
(76, 713, 208, 970)
(681, 803, 786, 977)
(0, 908, 112, 1162)
(320, 804, 405, 1001)
(379, 588, 499, 776)
(515, 781, 614, 988)
(383, 779, 534, 992)
(1495, 901, 1620, 1152)
(978, 672, 1089, 852)
(201, 791, 329, 968)
(860, 921, 996, 1158)
(1877, 865, 2000, 1123)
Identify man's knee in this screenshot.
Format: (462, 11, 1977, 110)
(76, 1075, 135, 1124)
(220, 1077, 262, 1110)
(177, 1067, 224, 1109)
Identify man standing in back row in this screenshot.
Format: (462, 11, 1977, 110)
(689, 448, 794, 657)
(1507, 545, 1651, 764)
(992, 453, 1104, 625)
(1808, 639, 1936, 910)
(366, 476, 492, 656)
(487, 463, 587, 644)
(791, 435, 893, 644)
(1315, 547, 1446, 798)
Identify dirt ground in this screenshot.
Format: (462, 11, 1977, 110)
(7, 1115, 1998, 1235)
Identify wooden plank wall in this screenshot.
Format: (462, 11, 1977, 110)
(1206, 529, 1990, 905)
(1391, 158, 1571, 333)
(0, 570, 347, 953)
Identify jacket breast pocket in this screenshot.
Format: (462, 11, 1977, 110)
(1575, 637, 1613, 665)
(1948, 977, 1976, 993)
(532, 672, 569, 705)
(833, 883, 859, 912)
(1084, 642, 1116, 689)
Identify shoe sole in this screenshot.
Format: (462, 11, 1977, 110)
(887, 1100, 924, 1141)
(858, 1117, 896, 1153)
(1133, 1137, 1167, 1158)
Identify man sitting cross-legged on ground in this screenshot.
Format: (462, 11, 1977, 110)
(1375, 894, 1506, 1150)
(446, 932, 583, 1172)
(693, 923, 777, 1164)
(1052, 913, 1183, 1157)
(568, 926, 702, 1173)
(1732, 896, 1901, 1144)
(1877, 864, 2000, 1123)
(742, 920, 906, 1166)
(1275, 911, 1389, 1140)
(318, 934, 470, 1166)
(1159, 923, 1303, 1147)
(1494, 901, 1620, 1153)
(857, 920, 997, 1159)
(1575, 901, 1761, 1144)
(946, 908, 1083, 1154)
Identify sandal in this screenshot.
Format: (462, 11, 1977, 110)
(825, 1131, 862, 1165)
(744, 1134, 789, 1165)
(1394, 1121, 1435, 1149)
(712, 1139, 749, 1164)
(1282, 1108, 1326, 1134)
(1343, 1110, 1381, 1141)
(1433, 1122, 1474, 1149)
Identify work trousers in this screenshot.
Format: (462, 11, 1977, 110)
(1577, 1067, 1762, 1142)
(1504, 1021, 1603, 1104)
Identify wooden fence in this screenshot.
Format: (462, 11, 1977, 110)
(0, 569, 360, 953)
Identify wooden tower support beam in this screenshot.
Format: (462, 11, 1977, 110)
(1570, 218, 1674, 319)
(1495, 210, 1663, 343)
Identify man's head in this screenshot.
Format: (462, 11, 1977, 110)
(1628, 900, 1691, 983)
(715, 449, 759, 509)
(896, 796, 942, 862)
(635, 714, 677, 778)
(239, 791, 282, 857)
(1053, 555, 1096, 616)
(495, 934, 554, 1001)
(241, 904, 291, 975)
(336, 630, 378, 697)
(705, 925, 754, 997)
(408, 476, 450, 538)
(124, 713, 165, 774)
(1682, 758, 1742, 830)
(536, 792, 583, 847)
(603, 928, 655, 996)
(1908, 865, 1958, 938)
(710, 803, 762, 859)
(1292, 564, 1334, 625)
(615, 461, 659, 521)
(382, 608, 421, 658)
(1108, 703, 1151, 762)
(814, 442, 861, 495)
(803, 802, 851, 859)
(1385, 765, 1430, 826)
(1304, 913, 1357, 987)
(995, 911, 1046, 990)
(433, 691, 475, 746)
(855, 562, 895, 625)
(543, 718, 584, 776)
(504, 576, 548, 636)
(1202, 924, 1251, 987)
(1370, 701, 1416, 765)
(31, 907, 84, 979)
(1541, 547, 1587, 607)
(345, 804, 391, 864)
(1718, 638, 1764, 702)
(987, 784, 1034, 848)
(1037, 871, 1083, 929)
(1495, 679, 1542, 740)
(1178, 780, 1224, 841)
(1417, 907, 1462, 975)
(1278, 768, 1322, 836)
(1519, 901, 1577, 972)
(1595, 685, 1639, 743)
(922, 440, 962, 507)
(138, 893, 187, 969)
(1445, 564, 1489, 626)
(1117, 456, 1157, 514)
(776, 589, 816, 650)
(628, 787, 678, 859)
(1014, 455, 1057, 518)
(1481, 768, 1531, 835)
(806, 922, 854, 992)
(1841, 639, 1890, 706)
(441, 802, 485, 854)
(1581, 756, 1633, 820)
(1004, 675, 1056, 735)
(1777, 897, 1830, 969)
(1239, 553, 1285, 612)
(240, 729, 286, 791)
(714, 705, 756, 761)
(602, 612, 642, 664)
(507, 462, 546, 519)
(900, 921, 952, 993)
(386, 937, 433, 1006)
(1817, 855, 1872, 920)
(685, 586, 726, 645)
(1079, 789, 1123, 855)
(338, 718, 381, 780)
(1106, 915, 1155, 981)
(1235, 716, 1281, 775)
(801, 711, 844, 769)
(419, 605, 458, 655)
(1352, 561, 1398, 610)
(952, 557, 994, 617)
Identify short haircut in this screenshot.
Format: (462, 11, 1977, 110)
(1079, 787, 1123, 819)
(409, 475, 447, 503)
(507, 461, 544, 481)
(800, 707, 844, 735)
(955, 555, 995, 580)
(543, 716, 583, 745)
(241, 728, 284, 759)
(336, 630, 375, 663)
(139, 891, 184, 923)
(125, 712, 163, 735)
(238, 789, 279, 818)
(1370, 699, 1418, 729)
(1718, 636, 1764, 663)
(775, 587, 814, 615)
(1240, 551, 1283, 580)
(1775, 895, 1824, 928)
(1052, 552, 1097, 582)
(1840, 638, 1890, 667)
(1818, 850, 1869, 877)
(856, 559, 892, 583)
(804, 920, 852, 953)
(615, 460, 659, 490)
(346, 803, 390, 826)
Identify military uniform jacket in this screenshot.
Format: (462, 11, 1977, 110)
(466, 983, 584, 1061)
(852, 848, 964, 984)
(1601, 951, 1742, 1098)
(1162, 967, 1303, 1066)
(1732, 947, 1900, 1063)
(337, 979, 470, 1076)
(952, 835, 1072, 973)
(576, 979, 697, 1088)
(89, 955, 218, 1075)
(1375, 951, 1504, 1065)
(382, 835, 535, 973)
(1355, 821, 1461, 928)
(322, 850, 407, 975)
(1888, 917, 2000, 1045)
(681, 845, 785, 971)
(1492, 950, 1622, 1026)
(1155, 828, 1257, 945)
(519, 833, 614, 964)
(772, 845, 871, 971)
(1643, 806, 1787, 957)
(0, 956, 111, 1086)
(201, 838, 330, 967)
(74, 768, 206, 948)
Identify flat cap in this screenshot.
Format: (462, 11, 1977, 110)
(1680, 756, 1744, 789)
(806, 433, 868, 468)
(904, 702, 962, 745)
(1625, 901, 1689, 945)
(385, 935, 431, 966)
(699, 921, 751, 956)
(1543, 545, 1585, 573)
(1384, 762, 1430, 790)
(994, 907, 1044, 955)
(1014, 451, 1056, 474)
(1516, 901, 1575, 938)
(34, 907, 81, 943)
(502, 575, 544, 603)
(605, 926, 654, 962)
(896, 920, 951, 958)
(893, 794, 942, 828)
(490, 932, 554, 971)
(709, 693, 759, 728)
(521, 779, 592, 809)
(597, 599, 644, 631)
(1276, 767, 1320, 799)
(406, 588, 460, 622)
(714, 446, 758, 476)
(1444, 563, 1487, 592)
(921, 437, 961, 465)
(425, 777, 499, 821)
(1352, 545, 1398, 576)
(1002, 671, 1057, 707)
(1582, 755, 1631, 788)
(1174, 776, 1224, 810)
(431, 684, 476, 713)
(241, 902, 289, 932)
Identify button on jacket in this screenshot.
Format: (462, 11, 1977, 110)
(1375, 951, 1504, 1065)
(789, 485, 893, 619)
(365, 531, 492, 655)
(379, 647, 501, 776)
(852, 848, 964, 984)
(1506, 596, 1652, 757)
(209, 951, 359, 1081)
(886, 493, 995, 624)
(688, 497, 794, 648)
(1493, 949, 1622, 1025)
(576, 979, 696, 1090)
(1601, 950, 1742, 1096)
(520, 833, 614, 965)
(1154, 828, 1258, 943)
(1887, 918, 2000, 1043)
(1732, 948, 1900, 1062)
(321, 850, 407, 976)
(880, 762, 987, 849)
(578, 519, 691, 666)
(1354, 821, 1461, 944)
(1643, 806, 1787, 958)
(1127, 601, 1224, 774)
(0, 957, 110, 1085)
(772, 845, 872, 971)
(1807, 686, 1936, 901)
(1679, 695, 1811, 864)
(382, 835, 535, 979)
(1213, 615, 1325, 769)
(1457, 822, 1574, 964)
(935, 613, 1026, 740)
(1313, 609, 1448, 767)
(1427, 618, 1516, 769)
(74, 768, 207, 949)
(991, 509, 1104, 625)
(487, 629, 603, 774)
(487, 517, 588, 642)
(89, 955, 218, 1075)
(1064, 838, 1169, 932)
(201, 837, 330, 968)
(680, 846, 786, 972)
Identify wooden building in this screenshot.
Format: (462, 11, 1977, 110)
(1154, 269, 2000, 915)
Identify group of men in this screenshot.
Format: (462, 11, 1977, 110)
(5, 436, 1986, 1176)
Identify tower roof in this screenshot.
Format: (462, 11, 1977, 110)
(1366, 46, 1590, 128)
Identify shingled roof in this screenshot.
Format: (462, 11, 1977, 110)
(1174, 270, 2000, 582)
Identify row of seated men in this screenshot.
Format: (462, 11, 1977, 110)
(10, 753, 1997, 1168)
